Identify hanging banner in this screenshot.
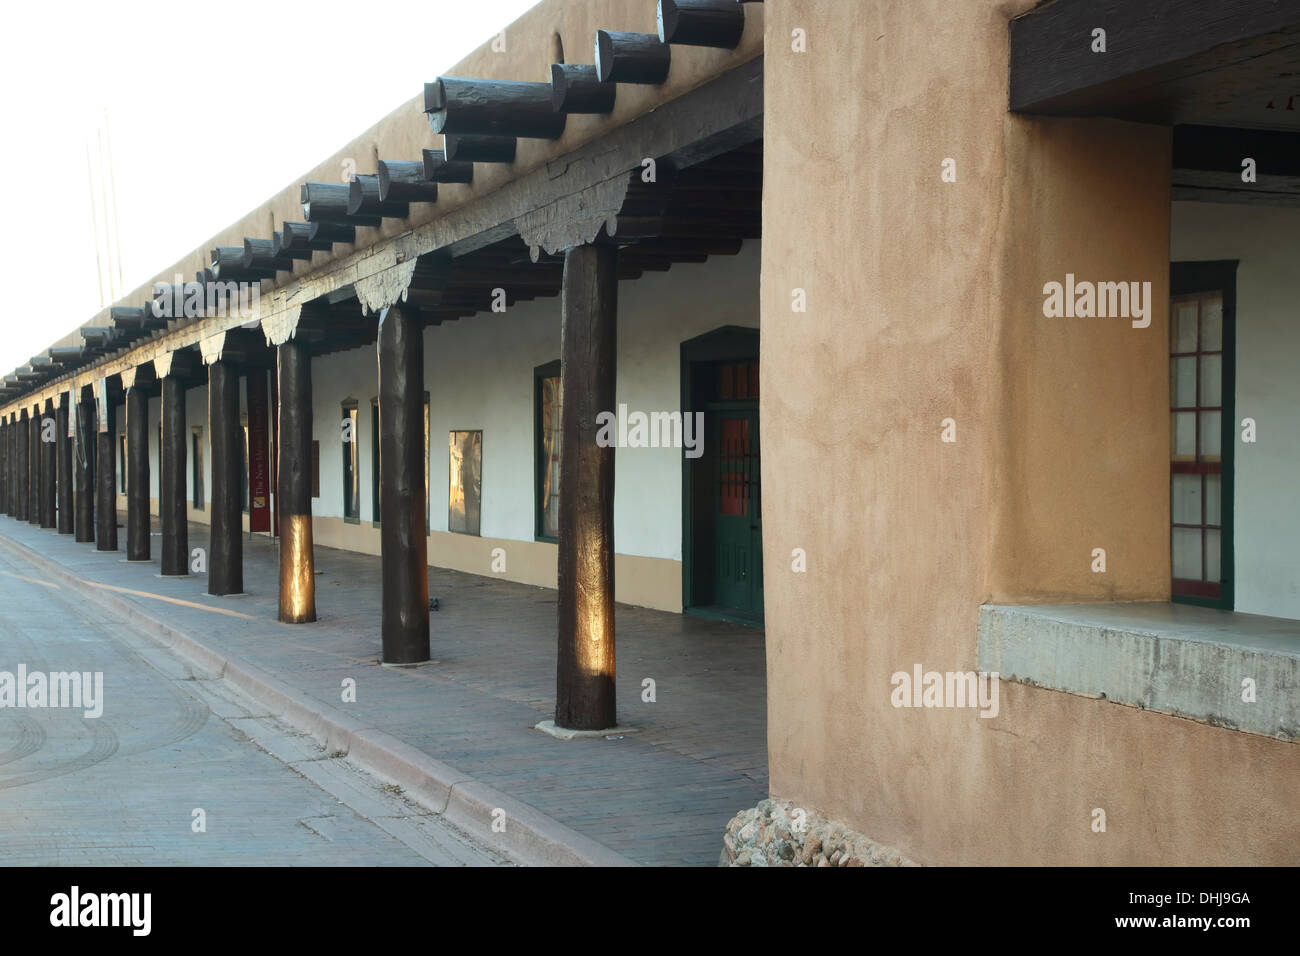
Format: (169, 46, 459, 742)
(247, 370, 271, 532)
(66, 390, 75, 438)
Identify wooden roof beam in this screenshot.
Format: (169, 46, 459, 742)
(657, 0, 746, 49)
(425, 77, 567, 139)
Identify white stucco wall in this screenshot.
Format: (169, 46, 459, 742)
(184, 382, 211, 518)
(1171, 202, 1300, 619)
(309, 240, 760, 562)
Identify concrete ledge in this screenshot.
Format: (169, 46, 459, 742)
(978, 602, 1300, 740)
(0, 529, 639, 867)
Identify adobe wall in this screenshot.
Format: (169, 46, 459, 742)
(759, 0, 1299, 864)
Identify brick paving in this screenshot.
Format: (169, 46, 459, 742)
(0, 515, 768, 865)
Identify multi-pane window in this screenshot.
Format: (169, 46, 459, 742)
(1170, 292, 1225, 599)
(535, 363, 562, 540)
(342, 403, 359, 522)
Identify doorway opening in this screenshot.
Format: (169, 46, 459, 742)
(682, 326, 763, 626)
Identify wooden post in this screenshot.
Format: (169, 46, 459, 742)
(29, 409, 41, 526)
(277, 340, 316, 623)
(56, 399, 73, 534)
(160, 375, 188, 575)
(377, 302, 429, 663)
(15, 410, 28, 521)
(75, 392, 95, 542)
(125, 386, 150, 560)
(555, 242, 619, 731)
(95, 397, 117, 551)
(208, 360, 243, 595)
(40, 399, 56, 528)
(1, 419, 9, 516)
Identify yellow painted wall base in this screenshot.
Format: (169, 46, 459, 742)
(311, 515, 683, 613)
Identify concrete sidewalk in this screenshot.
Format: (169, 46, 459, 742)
(0, 516, 768, 866)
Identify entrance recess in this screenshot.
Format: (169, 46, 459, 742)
(682, 326, 763, 625)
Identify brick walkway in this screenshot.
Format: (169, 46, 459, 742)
(0, 516, 768, 865)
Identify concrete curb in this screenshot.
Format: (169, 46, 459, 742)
(0, 529, 638, 868)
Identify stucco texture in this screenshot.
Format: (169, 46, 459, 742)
(760, 0, 1299, 864)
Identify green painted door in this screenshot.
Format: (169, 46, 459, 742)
(712, 406, 763, 616)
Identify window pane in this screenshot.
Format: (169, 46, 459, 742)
(1172, 412, 1196, 458)
(1171, 357, 1196, 408)
(1205, 529, 1221, 583)
(449, 430, 482, 536)
(1200, 296, 1223, 351)
(1172, 526, 1202, 580)
(1171, 474, 1202, 525)
(1199, 354, 1222, 408)
(1199, 410, 1222, 459)
(1173, 301, 1198, 352)
(1205, 474, 1221, 526)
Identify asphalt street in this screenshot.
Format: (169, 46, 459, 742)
(0, 546, 513, 866)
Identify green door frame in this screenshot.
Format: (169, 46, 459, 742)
(680, 325, 761, 625)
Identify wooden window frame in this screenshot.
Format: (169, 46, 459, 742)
(1170, 260, 1237, 610)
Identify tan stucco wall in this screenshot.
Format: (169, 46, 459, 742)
(760, 0, 1298, 865)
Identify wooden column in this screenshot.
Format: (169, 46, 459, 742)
(40, 399, 56, 528)
(160, 376, 188, 575)
(95, 398, 117, 551)
(208, 360, 242, 595)
(555, 242, 619, 731)
(56, 400, 73, 534)
(277, 341, 316, 622)
(377, 302, 429, 663)
(15, 410, 29, 522)
(75, 392, 95, 543)
(1, 419, 9, 516)
(28, 410, 41, 526)
(125, 386, 150, 560)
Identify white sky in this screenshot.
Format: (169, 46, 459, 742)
(0, 0, 538, 376)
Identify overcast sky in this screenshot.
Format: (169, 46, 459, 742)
(0, 0, 538, 376)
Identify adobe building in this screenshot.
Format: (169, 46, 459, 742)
(1, 0, 1296, 865)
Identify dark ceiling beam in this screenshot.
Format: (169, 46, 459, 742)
(658, 0, 746, 49)
(442, 134, 517, 164)
(551, 64, 617, 114)
(211, 246, 276, 282)
(1009, 0, 1300, 121)
(347, 174, 411, 218)
(244, 237, 296, 272)
(272, 231, 315, 261)
(421, 148, 475, 183)
(595, 30, 672, 84)
(301, 182, 382, 228)
(48, 346, 84, 364)
(425, 77, 567, 139)
(378, 160, 440, 203)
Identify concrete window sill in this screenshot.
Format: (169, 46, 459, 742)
(978, 602, 1299, 740)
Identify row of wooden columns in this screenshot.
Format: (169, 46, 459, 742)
(0, 244, 618, 731)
